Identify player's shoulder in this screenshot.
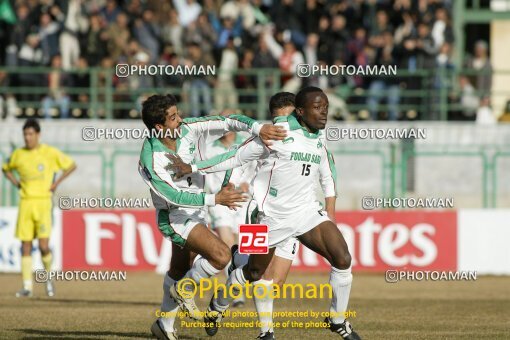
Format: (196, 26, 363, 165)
(39, 144, 60, 156)
(182, 116, 225, 125)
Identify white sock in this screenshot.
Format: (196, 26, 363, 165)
(159, 274, 179, 332)
(253, 279, 274, 333)
(329, 266, 353, 324)
(182, 257, 221, 291)
(23, 280, 33, 291)
(213, 266, 246, 311)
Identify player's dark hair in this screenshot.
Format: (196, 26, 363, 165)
(23, 118, 41, 133)
(141, 94, 177, 130)
(295, 86, 324, 109)
(269, 92, 295, 116)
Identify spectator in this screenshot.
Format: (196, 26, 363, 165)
(17, 34, 43, 106)
(263, 29, 304, 93)
(324, 15, 349, 65)
(37, 11, 62, 65)
(82, 14, 108, 66)
(9, 4, 32, 50)
(129, 51, 155, 114)
(183, 12, 217, 57)
(432, 42, 455, 120)
(100, 0, 121, 25)
(431, 7, 454, 49)
(236, 48, 257, 116)
(220, 0, 255, 31)
(320, 59, 353, 120)
(42, 54, 71, 119)
(215, 38, 238, 111)
(465, 40, 492, 99)
(133, 9, 162, 63)
(106, 11, 130, 63)
(186, 42, 215, 117)
(253, 34, 278, 69)
(162, 9, 184, 56)
(156, 49, 185, 97)
(71, 57, 90, 110)
(210, 14, 242, 63)
(59, 0, 88, 70)
(367, 31, 401, 120)
(172, 0, 201, 27)
(270, 0, 305, 44)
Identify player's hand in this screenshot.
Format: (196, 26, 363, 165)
(259, 124, 286, 146)
(216, 183, 247, 210)
(239, 182, 250, 193)
(165, 153, 192, 179)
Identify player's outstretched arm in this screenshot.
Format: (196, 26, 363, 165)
(184, 114, 286, 144)
(166, 137, 269, 178)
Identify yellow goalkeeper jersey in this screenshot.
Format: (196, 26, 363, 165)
(2, 144, 74, 199)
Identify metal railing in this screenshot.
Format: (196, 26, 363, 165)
(2, 144, 509, 208)
(0, 67, 505, 121)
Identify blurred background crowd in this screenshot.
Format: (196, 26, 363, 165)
(0, 0, 502, 122)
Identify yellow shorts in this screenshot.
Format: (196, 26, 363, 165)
(16, 198, 53, 241)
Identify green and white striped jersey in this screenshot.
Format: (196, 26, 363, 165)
(138, 115, 261, 211)
(192, 113, 337, 218)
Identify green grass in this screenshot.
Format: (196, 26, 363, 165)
(0, 272, 509, 339)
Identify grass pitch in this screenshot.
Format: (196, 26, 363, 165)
(0, 272, 509, 339)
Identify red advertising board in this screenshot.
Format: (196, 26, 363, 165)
(291, 211, 457, 272)
(62, 210, 457, 272)
(62, 209, 165, 270)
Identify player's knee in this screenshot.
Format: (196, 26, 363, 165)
(39, 246, 51, 256)
(332, 251, 351, 270)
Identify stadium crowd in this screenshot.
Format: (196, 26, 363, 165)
(0, 0, 496, 121)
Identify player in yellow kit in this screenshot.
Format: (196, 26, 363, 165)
(2, 119, 76, 297)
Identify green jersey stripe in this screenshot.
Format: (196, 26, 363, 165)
(140, 139, 206, 207)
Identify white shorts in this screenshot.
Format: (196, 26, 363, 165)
(274, 237, 300, 261)
(156, 208, 207, 248)
(209, 200, 248, 233)
(259, 203, 330, 249)
(245, 200, 302, 261)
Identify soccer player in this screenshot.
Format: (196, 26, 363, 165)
(137, 94, 285, 340)
(2, 118, 76, 298)
(204, 128, 251, 307)
(168, 87, 361, 340)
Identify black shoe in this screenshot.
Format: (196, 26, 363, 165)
(324, 318, 361, 340)
(256, 331, 275, 340)
(227, 244, 239, 276)
(204, 300, 226, 336)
